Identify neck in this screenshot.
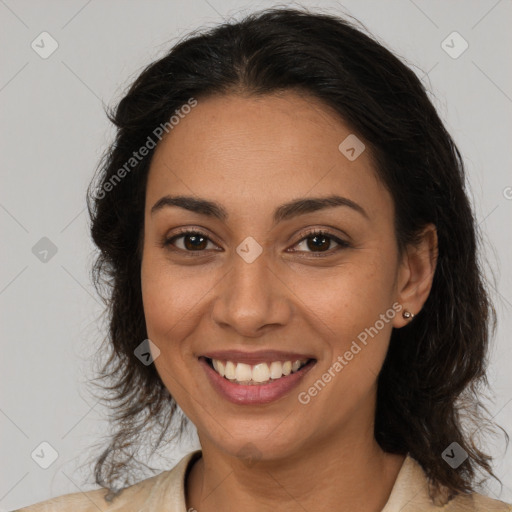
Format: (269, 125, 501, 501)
(186, 428, 406, 512)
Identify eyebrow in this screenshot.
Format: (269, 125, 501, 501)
(150, 194, 369, 224)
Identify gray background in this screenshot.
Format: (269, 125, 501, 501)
(1, 0, 511, 509)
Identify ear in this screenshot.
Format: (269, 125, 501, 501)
(392, 223, 438, 328)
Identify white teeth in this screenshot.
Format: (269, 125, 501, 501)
(291, 360, 301, 372)
(252, 363, 270, 383)
(235, 363, 252, 382)
(225, 361, 236, 380)
(269, 361, 283, 379)
(216, 360, 225, 377)
(209, 358, 309, 384)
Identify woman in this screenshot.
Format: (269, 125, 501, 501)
(15, 7, 511, 512)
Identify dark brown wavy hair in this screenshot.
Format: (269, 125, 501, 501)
(83, 5, 508, 504)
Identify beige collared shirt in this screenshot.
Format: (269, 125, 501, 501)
(14, 450, 512, 511)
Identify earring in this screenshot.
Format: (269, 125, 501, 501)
(402, 310, 415, 320)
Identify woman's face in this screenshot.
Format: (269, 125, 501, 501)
(141, 92, 433, 461)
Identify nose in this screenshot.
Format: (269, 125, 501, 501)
(211, 250, 292, 337)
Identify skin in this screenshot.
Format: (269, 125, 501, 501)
(140, 91, 438, 512)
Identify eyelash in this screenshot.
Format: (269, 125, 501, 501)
(161, 228, 350, 257)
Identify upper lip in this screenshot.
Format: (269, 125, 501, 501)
(201, 350, 316, 365)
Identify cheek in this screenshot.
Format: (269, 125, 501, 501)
(300, 265, 396, 422)
(141, 259, 173, 336)
(141, 250, 198, 335)
(140, 250, 219, 369)
(141, 256, 188, 376)
(299, 247, 398, 377)
(304, 252, 396, 331)
(140, 256, 199, 408)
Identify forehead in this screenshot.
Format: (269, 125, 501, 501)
(145, 92, 390, 222)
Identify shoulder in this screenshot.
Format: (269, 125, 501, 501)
(443, 491, 512, 511)
(12, 450, 202, 512)
(11, 472, 167, 512)
(383, 453, 512, 512)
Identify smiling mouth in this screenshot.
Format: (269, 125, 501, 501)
(201, 356, 316, 385)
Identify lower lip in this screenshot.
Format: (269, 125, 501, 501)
(199, 357, 316, 405)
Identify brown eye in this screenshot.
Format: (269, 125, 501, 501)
(292, 229, 350, 255)
(164, 230, 215, 251)
(162, 228, 349, 256)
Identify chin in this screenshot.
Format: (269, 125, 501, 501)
(204, 423, 307, 463)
